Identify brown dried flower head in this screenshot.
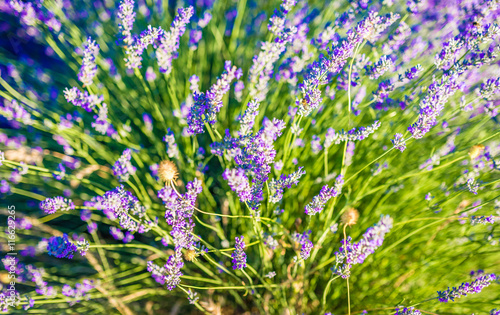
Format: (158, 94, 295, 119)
(158, 160, 179, 183)
(468, 144, 485, 160)
(184, 249, 197, 262)
(341, 208, 359, 226)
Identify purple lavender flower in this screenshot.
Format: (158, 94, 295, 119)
(164, 129, 179, 159)
(92, 104, 117, 138)
(324, 121, 381, 145)
(188, 61, 242, 134)
(437, 271, 497, 302)
(238, 100, 260, 137)
(47, 234, 78, 259)
(113, 149, 136, 182)
(189, 28, 202, 50)
(408, 73, 462, 139)
(64, 87, 103, 112)
(479, 77, 500, 101)
(223, 168, 252, 203)
(233, 118, 287, 209)
(292, 231, 313, 260)
(268, 167, 305, 204)
(88, 185, 151, 233)
(311, 135, 323, 154)
(491, 309, 500, 315)
(87, 222, 97, 233)
(157, 6, 194, 74)
(434, 38, 464, 70)
(305, 175, 344, 215)
(470, 215, 495, 225)
(404, 65, 423, 80)
(110, 226, 125, 241)
(466, 177, 479, 195)
(0, 99, 33, 125)
(248, 0, 297, 101)
(61, 279, 96, 306)
(365, 55, 394, 79)
(143, 113, 153, 131)
(40, 196, 75, 214)
(391, 133, 406, 152)
(298, 11, 398, 116)
(231, 236, 247, 270)
(333, 215, 393, 278)
(126, 25, 164, 69)
(78, 37, 99, 86)
(117, 0, 136, 47)
(152, 179, 203, 289)
(394, 307, 421, 315)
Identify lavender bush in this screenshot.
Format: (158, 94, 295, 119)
(0, 0, 499, 313)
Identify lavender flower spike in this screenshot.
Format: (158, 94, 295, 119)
(117, 0, 136, 47)
(333, 215, 393, 278)
(395, 307, 421, 315)
(470, 215, 495, 225)
(305, 175, 344, 215)
(391, 133, 406, 152)
(40, 196, 75, 215)
(113, 149, 136, 182)
(78, 37, 99, 86)
(437, 271, 496, 302)
(223, 168, 252, 203)
(157, 6, 194, 74)
(47, 234, 78, 259)
(164, 128, 180, 159)
(232, 236, 247, 270)
(269, 167, 306, 204)
(188, 61, 242, 134)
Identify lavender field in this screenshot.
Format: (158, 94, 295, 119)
(0, 0, 499, 314)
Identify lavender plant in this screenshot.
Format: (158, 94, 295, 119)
(0, 0, 499, 314)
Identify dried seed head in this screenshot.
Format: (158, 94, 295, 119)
(184, 249, 197, 261)
(158, 160, 179, 183)
(468, 144, 485, 160)
(341, 208, 359, 226)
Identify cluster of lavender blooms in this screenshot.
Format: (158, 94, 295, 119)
(322, 121, 381, 146)
(391, 133, 406, 152)
(231, 236, 247, 269)
(78, 38, 99, 86)
(1, 0, 500, 312)
(63, 87, 103, 113)
(213, 117, 287, 209)
(291, 231, 313, 261)
(248, 0, 297, 101)
(268, 166, 305, 203)
(394, 307, 421, 315)
(40, 196, 75, 214)
(113, 149, 136, 182)
(298, 11, 399, 116)
(84, 185, 154, 234)
(117, 0, 174, 69)
(333, 215, 393, 278)
(437, 271, 497, 302)
(222, 168, 252, 202)
(62, 280, 96, 306)
(0, 99, 33, 126)
(188, 61, 242, 134)
(47, 234, 88, 259)
(164, 129, 180, 159)
(157, 7, 194, 74)
(365, 55, 394, 80)
(148, 179, 203, 290)
(305, 175, 344, 215)
(470, 215, 496, 225)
